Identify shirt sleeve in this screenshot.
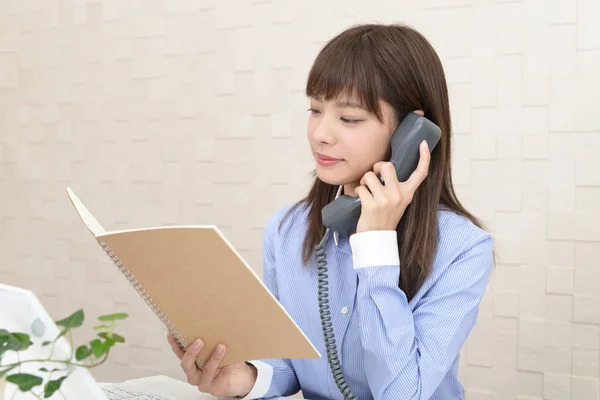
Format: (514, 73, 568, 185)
(349, 230, 493, 400)
(239, 213, 301, 399)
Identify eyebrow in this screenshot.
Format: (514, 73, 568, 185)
(334, 100, 364, 109)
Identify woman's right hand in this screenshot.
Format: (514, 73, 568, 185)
(167, 333, 258, 398)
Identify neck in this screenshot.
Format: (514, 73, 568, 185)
(342, 182, 360, 198)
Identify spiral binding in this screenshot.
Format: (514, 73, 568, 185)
(98, 241, 192, 355)
(316, 228, 356, 400)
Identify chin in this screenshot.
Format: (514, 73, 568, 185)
(314, 165, 351, 186)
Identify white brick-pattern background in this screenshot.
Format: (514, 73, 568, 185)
(1, 0, 599, 398)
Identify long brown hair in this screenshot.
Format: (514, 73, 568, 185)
(280, 23, 485, 301)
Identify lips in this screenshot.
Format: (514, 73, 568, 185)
(316, 153, 343, 161)
(316, 153, 343, 166)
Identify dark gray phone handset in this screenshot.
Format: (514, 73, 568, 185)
(314, 112, 442, 399)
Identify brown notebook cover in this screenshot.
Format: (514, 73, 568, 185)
(65, 187, 320, 367)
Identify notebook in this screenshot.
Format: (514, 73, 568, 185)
(65, 187, 321, 367)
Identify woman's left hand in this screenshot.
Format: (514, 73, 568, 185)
(355, 139, 431, 234)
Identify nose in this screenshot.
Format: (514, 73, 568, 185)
(311, 114, 337, 145)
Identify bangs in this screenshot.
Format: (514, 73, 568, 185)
(305, 32, 386, 121)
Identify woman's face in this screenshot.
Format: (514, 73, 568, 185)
(307, 95, 397, 196)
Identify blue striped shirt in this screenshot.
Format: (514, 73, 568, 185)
(242, 186, 494, 400)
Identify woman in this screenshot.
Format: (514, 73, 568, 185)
(168, 23, 493, 400)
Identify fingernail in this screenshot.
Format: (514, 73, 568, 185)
(192, 339, 202, 350)
(216, 344, 225, 355)
(421, 140, 429, 150)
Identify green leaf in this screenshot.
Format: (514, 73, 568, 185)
(112, 333, 125, 343)
(97, 313, 128, 322)
(97, 332, 125, 343)
(4, 333, 33, 352)
(44, 376, 67, 398)
(55, 309, 84, 329)
(0, 332, 31, 360)
(75, 345, 91, 361)
(89, 339, 105, 357)
(38, 367, 63, 373)
(100, 339, 114, 355)
(6, 373, 43, 391)
(11, 333, 29, 342)
(92, 324, 110, 330)
(41, 341, 51, 346)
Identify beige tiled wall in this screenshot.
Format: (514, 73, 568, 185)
(1, 0, 599, 398)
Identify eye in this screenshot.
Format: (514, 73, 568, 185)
(307, 108, 321, 115)
(341, 117, 362, 124)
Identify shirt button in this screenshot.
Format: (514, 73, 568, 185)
(341, 306, 349, 315)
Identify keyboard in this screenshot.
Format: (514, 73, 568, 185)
(101, 383, 170, 400)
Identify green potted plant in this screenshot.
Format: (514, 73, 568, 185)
(0, 309, 127, 399)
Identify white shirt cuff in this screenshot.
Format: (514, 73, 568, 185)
(238, 360, 273, 399)
(349, 230, 399, 269)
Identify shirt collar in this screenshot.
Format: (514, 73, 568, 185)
(333, 185, 343, 246)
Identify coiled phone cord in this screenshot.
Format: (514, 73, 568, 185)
(316, 228, 357, 400)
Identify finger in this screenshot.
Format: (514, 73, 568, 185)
(404, 140, 431, 190)
(355, 185, 374, 209)
(181, 339, 204, 384)
(372, 162, 400, 188)
(167, 333, 185, 360)
(413, 109, 425, 116)
(360, 172, 386, 201)
(197, 344, 227, 390)
(371, 162, 386, 184)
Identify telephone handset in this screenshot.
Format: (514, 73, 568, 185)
(321, 112, 442, 237)
(314, 112, 442, 400)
